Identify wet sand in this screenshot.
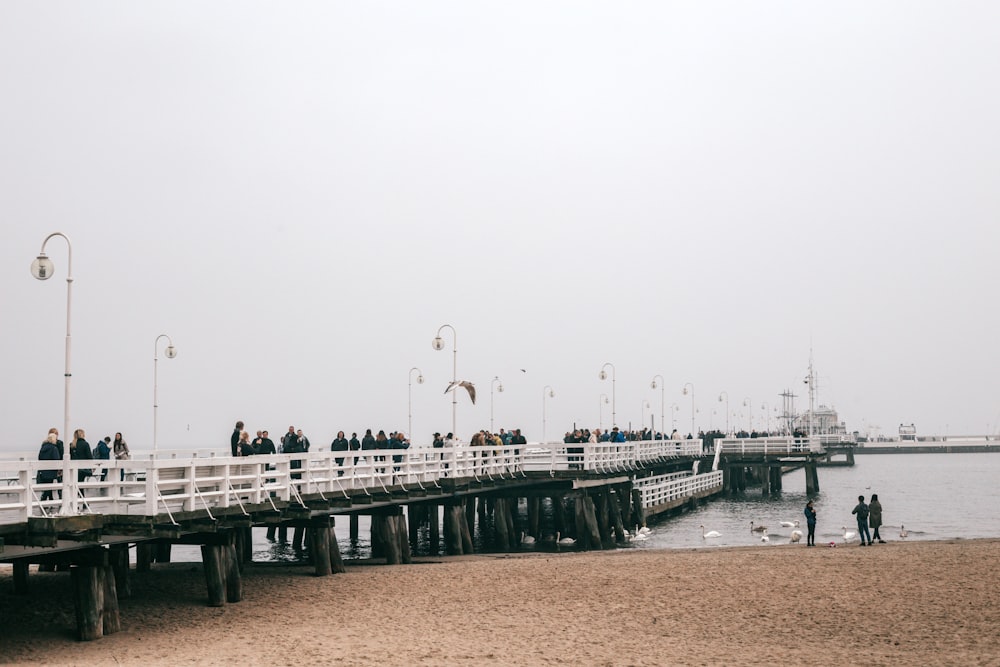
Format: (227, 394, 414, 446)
(2, 539, 999, 666)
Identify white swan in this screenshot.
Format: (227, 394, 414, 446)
(750, 521, 767, 533)
(760, 528, 770, 543)
(780, 520, 800, 529)
(636, 526, 652, 536)
(790, 529, 803, 543)
(899, 525, 908, 539)
(520, 531, 536, 545)
(842, 526, 857, 543)
(629, 531, 649, 542)
(555, 532, 576, 546)
(700, 525, 721, 539)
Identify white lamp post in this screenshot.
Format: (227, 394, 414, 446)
(760, 401, 769, 433)
(542, 385, 555, 442)
(30, 232, 73, 514)
(650, 374, 665, 438)
(599, 362, 616, 428)
(431, 324, 457, 437)
(408, 367, 424, 443)
(490, 376, 503, 433)
(669, 403, 680, 431)
(599, 393, 610, 431)
(640, 399, 650, 436)
(743, 397, 753, 432)
(682, 382, 695, 436)
(153, 334, 177, 452)
(718, 391, 730, 435)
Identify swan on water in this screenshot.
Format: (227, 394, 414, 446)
(899, 525, 908, 539)
(760, 528, 770, 543)
(790, 529, 803, 543)
(700, 525, 721, 539)
(555, 532, 576, 546)
(750, 521, 767, 533)
(780, 520, 800, 528)
(630, 531, 649, 542)
(636, 526, 652, 536)
(842, 526, 857, 543)
(520, 531, 536, 545)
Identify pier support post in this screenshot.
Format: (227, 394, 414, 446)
(200, 544, 226, 607)
(609, 487, 626, 542)
(527, 497, 540, 538)
(329, 523, 346, 574)
(350, 514, 359, 541)
(311, 518, 333, 577)
(109, 544, 130, 599)
(136, 542, 152, 572)
(443, 503, 462, 555)
(102, 563, 121, 635)
(71, 565, 103, 641)
(805, 461, 820, 495)
(428, 504, 440, 554)
(154, 541, 172, 563)
(459, 500, 474, 554)
(630, 489, 645, 529)
(13, 560, 29, 595)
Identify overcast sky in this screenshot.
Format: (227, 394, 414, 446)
(2, 2, 998, 453)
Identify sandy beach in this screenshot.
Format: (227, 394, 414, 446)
(2, 539, 999, 666)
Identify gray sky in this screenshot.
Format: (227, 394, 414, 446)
(2, 2, 999, 452)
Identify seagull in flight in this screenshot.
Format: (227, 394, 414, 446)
(445, 380, 477, 404)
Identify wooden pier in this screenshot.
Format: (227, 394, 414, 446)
(0, 436, 824, 641)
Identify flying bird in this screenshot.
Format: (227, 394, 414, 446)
(444, 380, 477, 404)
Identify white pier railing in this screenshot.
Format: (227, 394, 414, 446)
(716, 436, 824, 455)
(634, 470, 724, 508)
(0, 438, 706, 524)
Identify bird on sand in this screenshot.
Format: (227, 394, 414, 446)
(444, 381, 477, 404)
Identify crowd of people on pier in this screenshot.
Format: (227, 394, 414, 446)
(35, 427, 131, 498)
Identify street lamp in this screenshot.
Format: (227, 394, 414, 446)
(718, 391, 730, 435)
(599, 362, 616, 427)
(490, 376, 503, 433)
(31, 232, 73, 514)
(669, 403, 680, 431)
(408, 367, 424, 442)
(640, 399, 650, 436)
(743, 397, 753, 432)
(542, 385, 555, 443)
(760, 402, 769, 433)
(153, 334, 177, 452)
(682, 383, 695, 436)
(650, 374, 665, 438)
(599, 393, 610, 431)
(431, 324, 457, 437)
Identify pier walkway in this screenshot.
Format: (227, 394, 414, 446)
(0, 437, 825, 641)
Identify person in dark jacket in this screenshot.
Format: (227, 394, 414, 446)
(389, 431, 409, 470)
(349, 432, 361, 465)
(96, 436, 112, 481)
(852, 495, 872, 546)
(231, 421, 244, 457)
(70, 428, 93, 485)
(255, 430, 276, 455)
(331, 431, 350, 474)
(236, 431, 256, 457)
(37, 433, 61, 501)
(804, 500, 817, 547)
(869, 494, 885, 543)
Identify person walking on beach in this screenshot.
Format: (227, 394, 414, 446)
(852, 495, 872, 546)
(869, 493, 885, 543)
(804, 500, 817, 546)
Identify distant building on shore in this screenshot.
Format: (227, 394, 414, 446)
(794, 404, 847, 435)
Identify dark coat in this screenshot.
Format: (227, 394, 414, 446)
(331, 437, 350, 452)
(37, 441, 61, 483)
(869, 500, 883, 529)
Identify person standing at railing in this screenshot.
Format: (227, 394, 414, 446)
(349, 432, 361, 465)
(96, 436, 111, 482)
(37, 432, 61, 502)
(331, 431, 349, 475)
(374, 430, 389, 474)
(390, 431, 409, 475)
(255, 431, 276, 455)
(296, 429, 310, 452)
(231, 421, 244, 457)
(71, 429, 93, 489)
(113, 432, 130, 481)
(236, 431, 256, 457)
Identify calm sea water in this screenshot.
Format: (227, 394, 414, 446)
(173, 453, 1000, 562)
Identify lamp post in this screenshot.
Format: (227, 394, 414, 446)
(490, 376, 503, 433)
(153, 334, 178, 452)
(408, 367, 424, 442)
(650, 374, 665, 438)
(431, 324, 457, 437)
(542, 385, 555, 442)
(599, 393, 610, 431)
(760, 402, 769, 433)
(717, 391, 730, 435)
(669, 403, 680, 431)
(682, 383, 695, 436)
(743, 397, 753, 432)
(599, 362, 616, 428)
(30, 232, 73, 514)
(640, 400, 650, 436)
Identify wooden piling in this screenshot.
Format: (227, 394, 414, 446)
(292, 526, 305, 551)
(349, 514, 359, 541)
(608, 487, 626, 542)
(631, 488, 645, 528)
(311, 519, 332, 577)
(71, 565, 104, 641)
(101, 564, 121, 635)
(109, 544, 130, 599)
(443, 503, 462, 555)
(459, 500, 474, 554)
(154, 541, 172, 563)
(494, 497, 511, 551)
(527, 497, 540, 538)
(805, 461, 820, 494)
(13, 560, 29, 595)
(428, 503, 440, 554)
(200, 544, 226, 607)
(328, 529, 346, 574)
(136, 542, 152, 572)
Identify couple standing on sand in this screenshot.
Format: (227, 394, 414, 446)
(852, 494, 885, 546)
